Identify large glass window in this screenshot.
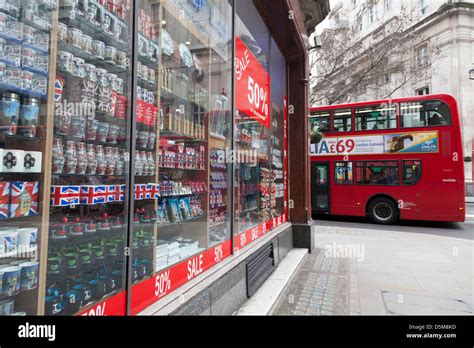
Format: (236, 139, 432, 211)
(401, 100, 451, 128)
(130, 0, 233, 297)
(0, 0, 59, 316)
(310, 111, 330, 133)
(355, 104, 397, 131)
(46, 0, 134, 315)
(270, 38, 286, 226)
(356, 161, 399, 186)
(333, 109, 352, 132)
(0, 0, 290, 316)
(234, 0, 271, 237)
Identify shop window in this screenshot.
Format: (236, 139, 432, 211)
(333, 109, 352, 132)
(356, 161, 400, 186)
(401, 100, 451, 128)
(310, 111, 331, 133)
(403, 160, 422, 186)
(335, 162, 353, 185)
(45, 0, 135, 315)
(355, 104, 397, 131)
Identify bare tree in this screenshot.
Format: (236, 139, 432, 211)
(310, 0, 440, 106)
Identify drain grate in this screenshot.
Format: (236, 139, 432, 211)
(382, 291, 473, 315)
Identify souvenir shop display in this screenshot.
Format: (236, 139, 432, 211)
(0, 0, 286, 316)
(0, 0, 55, 316)
(45, 0, 133, 316)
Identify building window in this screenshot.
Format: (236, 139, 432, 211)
(401, 100, 452, 127)
(310, 111, 331, 133)
(356, 161, 400, 186)
(416, 45, 429, 67)
(416, 87, 430, 95)
(355, 104, 397, 131)
(352, 0, 357, 8)
(369, 5, 378, 23)
(403, 160, 422, 186)
(420, 0, 429, 15)
(333, 109, 352, 132)
(384, 0, 391, 12)
(335, 162, 353, 185)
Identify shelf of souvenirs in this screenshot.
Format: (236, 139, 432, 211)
(155, 238, 206, 273)
(155, 214, 206, 229)
(57, 41, 129, 76)
(54, 133, 129, 149)
(0, 285, 38, 303)
(52, 173, 125, 179)
(160, 129, 207, 143)
(60, 7, 131, 52)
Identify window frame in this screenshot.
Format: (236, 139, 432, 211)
(355, 161, 400, 186)
(400, 99, 452, 129)
(310, 111, 331, 133)
(416, 44, 429, 67)
(333, 108, 353, 133)
(335, 161, 354, 185)
(355, 104, 398, 131)
(402, 160, 423, 186)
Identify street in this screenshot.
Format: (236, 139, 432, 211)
(273, 205, 473, 315)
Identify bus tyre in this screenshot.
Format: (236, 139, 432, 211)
(368, 198, 399, 225)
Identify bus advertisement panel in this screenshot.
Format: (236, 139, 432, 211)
(310, 131, 439, 156)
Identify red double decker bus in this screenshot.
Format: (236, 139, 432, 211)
(309, 94, 465, 224)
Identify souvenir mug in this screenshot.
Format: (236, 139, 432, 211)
(58, 51, 73, 73)
(81, 35, 93, 54)
(92, 40, 105, 59)
(58, 22, 68, 42)
(72, 57, 86, 78)
(104, 46, 117, 64)
(68, 28, 83, 48)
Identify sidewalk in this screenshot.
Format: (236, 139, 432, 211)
(272, 223, 473, 315)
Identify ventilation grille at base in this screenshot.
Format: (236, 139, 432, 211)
(246, 243, 275, 298)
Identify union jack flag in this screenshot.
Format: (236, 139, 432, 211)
(10, 182, 39, 218)
(81, 185, 112, 205)
(51, 185, 81, 207)
(109, 185, 125, 202)
(134, 184, 151, 200)
(54, 77, 64, 103)
(150, 183, 160, 199)
(0, 182, 10, 219)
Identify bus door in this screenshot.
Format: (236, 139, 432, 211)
(312, 162, 330, 214)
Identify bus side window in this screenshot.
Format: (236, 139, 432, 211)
(333, 109, 352, 132)
(310, 111, 331, 133)
(356, 161, 399, 186)
(401, 100, 452, 128)
(403, 160, 422, 185)
(355, 104, 398, 131)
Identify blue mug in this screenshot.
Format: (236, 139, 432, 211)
(45, 296, 63, 316)
(65, 289, 83, 314)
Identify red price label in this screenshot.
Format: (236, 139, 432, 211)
(235, 36, 271, 128)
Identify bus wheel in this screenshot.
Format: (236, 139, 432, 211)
(368, 198, 399, 225)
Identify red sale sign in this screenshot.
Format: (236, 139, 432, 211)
(235, 36, 271, 128)
(131, 241, 232, 315)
